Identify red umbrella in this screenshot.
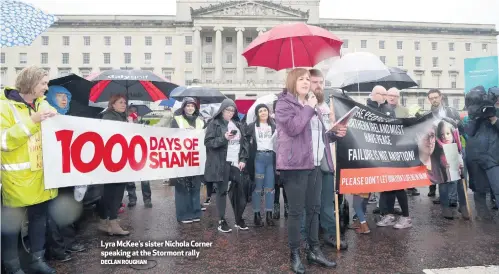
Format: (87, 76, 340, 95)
(86, 69, 177, 103)
(242, 23, 343, 70)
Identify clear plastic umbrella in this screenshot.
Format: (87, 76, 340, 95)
(326, 52, 391, 92)
(245, 94, 278, 125)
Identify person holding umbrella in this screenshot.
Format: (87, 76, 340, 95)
(204, 99, 250, 233)
(275, 68, 345, 273)
(171, 97, 205, 223)
(97, 94, 131, 236)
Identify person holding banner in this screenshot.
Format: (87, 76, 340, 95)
(96, 94, 131, 236)
(44, 85, 86, 262)
(275, 68, 345, 273)
(171, 97, 205, 223)
(0, 66, 58, 274)
(204, 98, 250, 233)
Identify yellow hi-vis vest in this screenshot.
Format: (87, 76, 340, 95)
(174, 115, 204, 129)
(0, 89, 58, 207)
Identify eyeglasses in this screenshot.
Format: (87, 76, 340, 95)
(224, 109, 235, 113)
(428, 96, 440, 101)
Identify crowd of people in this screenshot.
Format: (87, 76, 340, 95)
(1, 65, 498, 274)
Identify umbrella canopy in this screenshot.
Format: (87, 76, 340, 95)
(245, 94, 278, 125)
(67, 100, 104, 119)
(159, 98, 177, 108)
(327, 52, 391, 90)
(242, 22, 342, 70)
(235, 99, 256, 115)
(128, 104, 152, 117)
(170, 86, 226, 104)
(48, 74, 93, 106)
(1, 0, 57, 47)
(87, 69, 178, 103)
(340, 67, 418, 92)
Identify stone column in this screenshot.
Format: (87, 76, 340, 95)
(214, 26, 224, 83)
(256, 27, 267, 83)
(235, 27, 245, 83)
(192, 26, 202, 82)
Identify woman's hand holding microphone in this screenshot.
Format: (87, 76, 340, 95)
(305, 92, 318, 109)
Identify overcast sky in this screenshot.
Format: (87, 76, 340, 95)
(23, 0, 499, 27)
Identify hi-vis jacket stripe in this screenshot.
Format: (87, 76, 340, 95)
(1, 102, 33, 151)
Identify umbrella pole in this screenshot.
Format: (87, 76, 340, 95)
(329, 96, 341, 251)
(290, 37, 295, 68)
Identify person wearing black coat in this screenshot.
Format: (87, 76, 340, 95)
(246, 104, 276, 227)
(204, 99, 250, 233)
(97, 94, 130, 236)
(368, 86, 413, 229)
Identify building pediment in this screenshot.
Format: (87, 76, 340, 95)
(191, 1, 308, 19)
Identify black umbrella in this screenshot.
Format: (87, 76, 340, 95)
(87, 69, 178, 103)
(341, 67, 418, 92)
(67, 100, 104, 119)
(128, 104, 153, 117)
(170, 86, 226, 104)
(48, 74, 93, 105)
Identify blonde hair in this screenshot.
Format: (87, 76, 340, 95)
(15, 66, 48, 95)
(285, 68, 310, 96)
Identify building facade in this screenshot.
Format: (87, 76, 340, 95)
(0, 0, 497, 110)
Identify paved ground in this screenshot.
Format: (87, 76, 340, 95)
(50, 183, 498, 274)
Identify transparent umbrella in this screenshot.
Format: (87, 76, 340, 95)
(327, 52, 391, 92)
(245, 94, 278, 125)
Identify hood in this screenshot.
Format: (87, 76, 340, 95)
(277, 89, 302, 107)
(180, 97, 200, 117)
(1, 87, 46, 106)
(46, 85, 72, 114)
(213, 98, 239, 121)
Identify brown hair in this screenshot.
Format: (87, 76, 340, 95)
(309, 69, 323, 78)
(427, 89, 441, 98)
(285, 68, 310, 96)
(15, 66, 48, 95)
(108, 94, 127, 110)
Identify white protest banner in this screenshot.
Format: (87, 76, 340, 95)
(41, 115, 206, 189)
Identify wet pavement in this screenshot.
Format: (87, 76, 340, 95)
(52, 183, 499, 274)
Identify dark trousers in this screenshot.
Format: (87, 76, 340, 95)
(1, 201, 50, 261)
(98, 183, 126, 220)
(46, 187, 82, 255)
(380, 190, 409, 217)
(215, 162, 246, 222)
(274, 173, 288, 204)
(126, 181, 152, 203)
(175, 177, 202, 222)
(282, 168, 321, 250)
(205, 182, 214, 198)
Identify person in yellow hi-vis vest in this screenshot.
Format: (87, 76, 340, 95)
(1, 66, 58, 274)
(170, 97, 205, 223)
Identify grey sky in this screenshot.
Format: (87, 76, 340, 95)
(23, 0, 499, 28)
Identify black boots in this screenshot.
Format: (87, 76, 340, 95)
(254, 212, 263, 226)
(290, 249, 305, 274)
(306, 245, 337, 268)
(266, 212, 275, 226)
(30, 250, 56, 274)
(273, 203, 280, 219)
(284, 203, 289, 218)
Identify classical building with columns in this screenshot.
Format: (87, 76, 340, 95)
(0, 0, 497, 110)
